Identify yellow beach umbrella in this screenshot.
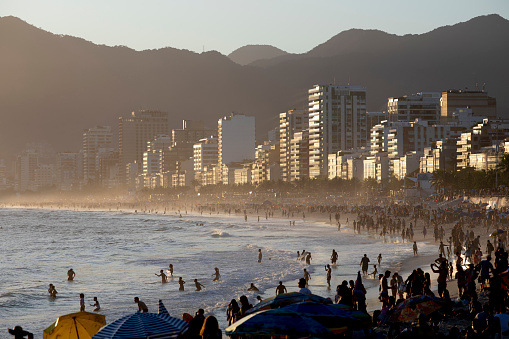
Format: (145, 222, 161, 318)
(43, 311, 106, 339)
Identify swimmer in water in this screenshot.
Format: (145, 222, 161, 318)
(67, 268, 76, 281)
(194, 279, 205, 291)
(48, 284, 57, 297)
(90, 297, 100, 311)
(155, 270, 167, 283)
(247, 283, 259, 291)
(178, 277, 185, 291)
(167, 264, 174, 277)
(212, 267, 221, 281)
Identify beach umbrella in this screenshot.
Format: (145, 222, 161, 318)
(490, 229, 506, 237)
(43, 312, 106, 339)
(225, 309, 334, 338)
(92, 312, 188, 339)
(246, 292, 332, 315)
(389, 295, 442, 322)
(157, 299, 169, 317)
(471, 211, 483, 218)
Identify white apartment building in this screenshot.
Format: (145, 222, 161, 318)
(193, 137, 218, 185)
(279, 109, 308, 182)
(218, 114, 255, 180)
(82, 126, 112, 184)
(15, 150, 38, 191)
(289, 130, 309, 181)
(308, 84, 367, 178)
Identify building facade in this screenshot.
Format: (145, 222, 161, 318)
(119, 110, 170, 179)
(218, 113, 255, 173)
(308, 84, 367, 178)
(82, 126, 112, 184)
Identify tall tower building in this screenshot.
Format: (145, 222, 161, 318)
(119, 110, 169, 177)
(82, 126, 112, 184)
(308, 84, 367, 178)
(279, 109, 308, 182)
(218, 113, 255, 168)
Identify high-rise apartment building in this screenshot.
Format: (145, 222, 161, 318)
(193, 136, 218, 185)
(279, 109, 308, 182)
(441, 89, 496, 123)
(172, 120, 216, 146)
(218, 113, 255, 169)
(308, 84, 367, 178)
(387, 92, 441, 124)
(56, 152, 81, 190)
(119, 110, 169, 177)
(82, 126, 112, 184)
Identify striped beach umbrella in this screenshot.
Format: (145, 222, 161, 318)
(157, 300, 169, 316)
(92, 312, 188, 339)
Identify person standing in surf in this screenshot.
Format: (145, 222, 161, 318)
(194, 279, 205, 291)
(258, 249, 262, 263)
(155, 270, 167, 283)
(67, 268, 76, 281)
(360, 254, 370, 275)
(212, 267, 221, 281)
(178, 277, 185, 291)
(325, 264, 332, 288)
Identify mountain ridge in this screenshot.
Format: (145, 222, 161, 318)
(0, 14, 507, 159)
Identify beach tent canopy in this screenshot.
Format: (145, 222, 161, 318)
(92, 301, 188, 339)
(246, 292, 332, 315)
(43, 311, 106, 339)
(225, 308, 335, 338)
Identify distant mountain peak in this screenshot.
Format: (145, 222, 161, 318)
(228, 45, 289, 66)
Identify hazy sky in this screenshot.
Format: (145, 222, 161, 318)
(3, 0, 509, 55)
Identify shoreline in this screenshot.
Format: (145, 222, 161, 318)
(1, 202, 448, 314)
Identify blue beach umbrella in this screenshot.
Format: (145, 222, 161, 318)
(92, 312, 188, 339)
(157, 299, 169, 317)
(225, 309, 334, 338)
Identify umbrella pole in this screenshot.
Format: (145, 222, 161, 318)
(73, 317, 80, 339)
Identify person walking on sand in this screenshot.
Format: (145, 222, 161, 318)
(90, 297, 100, 311)
(134, 297, 148, 312)
(67, 268, 76, 281)
(79, 293, 85, 312)
(178, 277, 185, 291)
(155, 270, 167, 283)
(413, 241, 418, 256)
(258, 249, 262, 263)
(275, 281, 287, 295)
(212, 267, 221, 281)
(360, 254, 370, 275)
(194, 279, 205, 291)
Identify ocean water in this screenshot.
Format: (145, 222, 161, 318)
(0, 207, 436, 338)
